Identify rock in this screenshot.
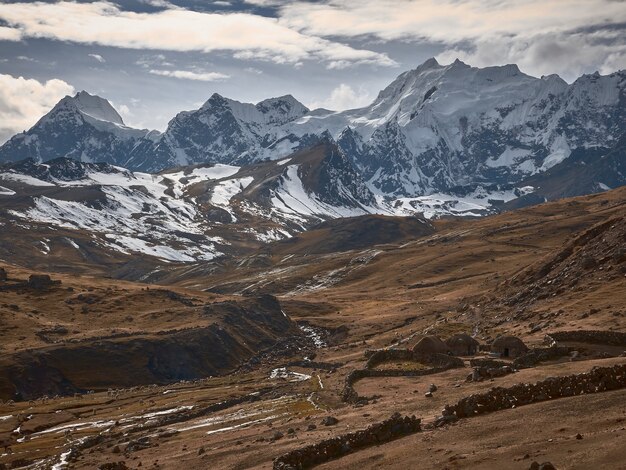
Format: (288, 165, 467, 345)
(287, 428, 295, 435)
(125, 437, 151, 452)
(580, 256, 596, 269)
(197, 447, 205, 455)
(28, 274, 58, 290)
(321, 416, 339, 426)
(429, 384, 438, 392)
(307, 424, 317, 431)
(271, 431, 284, 441)
(98, 463, 128, 470)
(424, 392, 433, 398)
(0, 268, 6, 282)
(539, 463, 557, 470)
(575, 433, 583, 440)
(613, 248, 625, 263)
(112, 445, 120, 454)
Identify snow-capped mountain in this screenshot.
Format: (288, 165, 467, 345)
(0, 91, 157, 166)
(1, 131, 622, 264)
(125, 93, 311, 171)
(292, 59, 625, 196)
(0, 59, 624, 201)
(0, 141, 388, 262)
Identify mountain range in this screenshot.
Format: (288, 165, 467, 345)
(2, 58, 624, 197)
(0, 58, 624, 263)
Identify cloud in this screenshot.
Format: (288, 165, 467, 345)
(277, 0, 626, 80)
(136, 54, 173, 68)
(309, 83, 372, 111)
(437, 33, 626, 82)
(149, 69, 230, 81)
(117, 104, 131, 117)
(0, 1, 395, 68)
(0, 74, 75, 143)
(278, 1, 626, 43)
(88, 53, 106, 63)
(0, 25, 21, 41)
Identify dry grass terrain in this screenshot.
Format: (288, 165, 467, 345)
(0, 187, 625, 469)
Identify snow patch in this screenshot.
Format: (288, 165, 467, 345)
(269, 367, 311, 382)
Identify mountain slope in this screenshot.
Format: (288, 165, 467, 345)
(125, 94, 311, 171)
(0, 142, 385, 267)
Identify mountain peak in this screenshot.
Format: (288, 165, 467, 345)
(420, 57, 440, 69)
(65, 91, 125, 125)
(256, 94, 309, 125)
(449, 58, 470, 69)
(202, 92, 228, 108)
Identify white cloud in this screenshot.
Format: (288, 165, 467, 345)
(0, 25, 21, 41)
(0, 1, 395, 68)
(277, 0, 626, 79)
(118, 104, 131, 117)
(88, 53, 106, 63)
(437, 34, 626, 82)
(309, 83, 372, 111)
(278, 1, 626, 44)
(149, 69, 230, 81)
(0, 74, 75, 143)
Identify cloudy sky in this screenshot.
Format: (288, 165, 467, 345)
(1, 0, 625, 142)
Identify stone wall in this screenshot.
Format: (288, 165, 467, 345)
(365, 349, 464, 370)
(513, 346, 571, 369)
(277, 363, 626, 469)
(273, 413, 421, 470)
(342, 355, 464, 403)
(467, 364, 515, 382)
(365, 349, 413, 369)
(469, 358, 510, 368)
(447, 363, 626, 419)
(545, 330, 626, 347)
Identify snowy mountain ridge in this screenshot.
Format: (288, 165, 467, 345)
(0, 141, 528, 262)
(1, 59, 623, 200)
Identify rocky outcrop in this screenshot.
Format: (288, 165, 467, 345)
(0, 295, 301, 400)
(27, 274, 60, 290)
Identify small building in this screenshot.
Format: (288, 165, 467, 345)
(27, 274, 56, 290)
(412, 335, 449, 355)
(491, 335, 528, 358)
(446, 334, 480, 356)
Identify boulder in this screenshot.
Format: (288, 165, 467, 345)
(321, 416, 339, 426)
(27, 274, 58, 290)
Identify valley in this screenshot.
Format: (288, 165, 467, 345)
(0, 185, 624, 469)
